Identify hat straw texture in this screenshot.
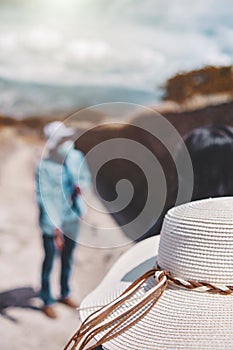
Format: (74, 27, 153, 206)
(158, 197, 233, 284)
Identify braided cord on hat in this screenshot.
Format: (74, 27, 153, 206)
(64, 266, 233, 350)
(156, 264, 233, 295)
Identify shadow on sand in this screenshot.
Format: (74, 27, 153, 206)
(0, 287, 40, 322)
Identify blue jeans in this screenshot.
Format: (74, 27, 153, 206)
(40, 234, 76, 306)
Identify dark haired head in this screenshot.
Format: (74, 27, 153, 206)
(180, 125, 233, 201)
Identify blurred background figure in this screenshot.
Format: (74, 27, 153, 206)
(177, 125, 233, 201)
(35, 121, 91, 319)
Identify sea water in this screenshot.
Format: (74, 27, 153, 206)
(0, 0, 232, 117)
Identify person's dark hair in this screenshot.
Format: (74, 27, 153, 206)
(181, 125, 233, 200)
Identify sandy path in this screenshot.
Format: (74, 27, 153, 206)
(0, 128, 132, 350)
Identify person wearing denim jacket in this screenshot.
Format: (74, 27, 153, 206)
(35, 121, 91, 318)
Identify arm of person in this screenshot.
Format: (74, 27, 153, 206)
(35, 161, 64, 249)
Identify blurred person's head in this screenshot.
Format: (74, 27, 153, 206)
(43, 121, 75, 160)
(178, 125, 233, 201)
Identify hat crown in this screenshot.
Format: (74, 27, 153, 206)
(158, 197, 233, 284)
(43, 121, 75, 150)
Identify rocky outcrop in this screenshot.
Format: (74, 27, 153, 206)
(163, 66, 233, 103)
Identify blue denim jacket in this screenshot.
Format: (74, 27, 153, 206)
(35, 149, 91, 239)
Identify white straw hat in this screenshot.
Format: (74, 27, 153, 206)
(66, 197, 233, 350)
(43, 121, 75, 149)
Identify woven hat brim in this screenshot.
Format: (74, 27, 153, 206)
(80, 236, 233, 350)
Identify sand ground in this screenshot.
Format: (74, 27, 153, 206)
(0, 127, 132, 350)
